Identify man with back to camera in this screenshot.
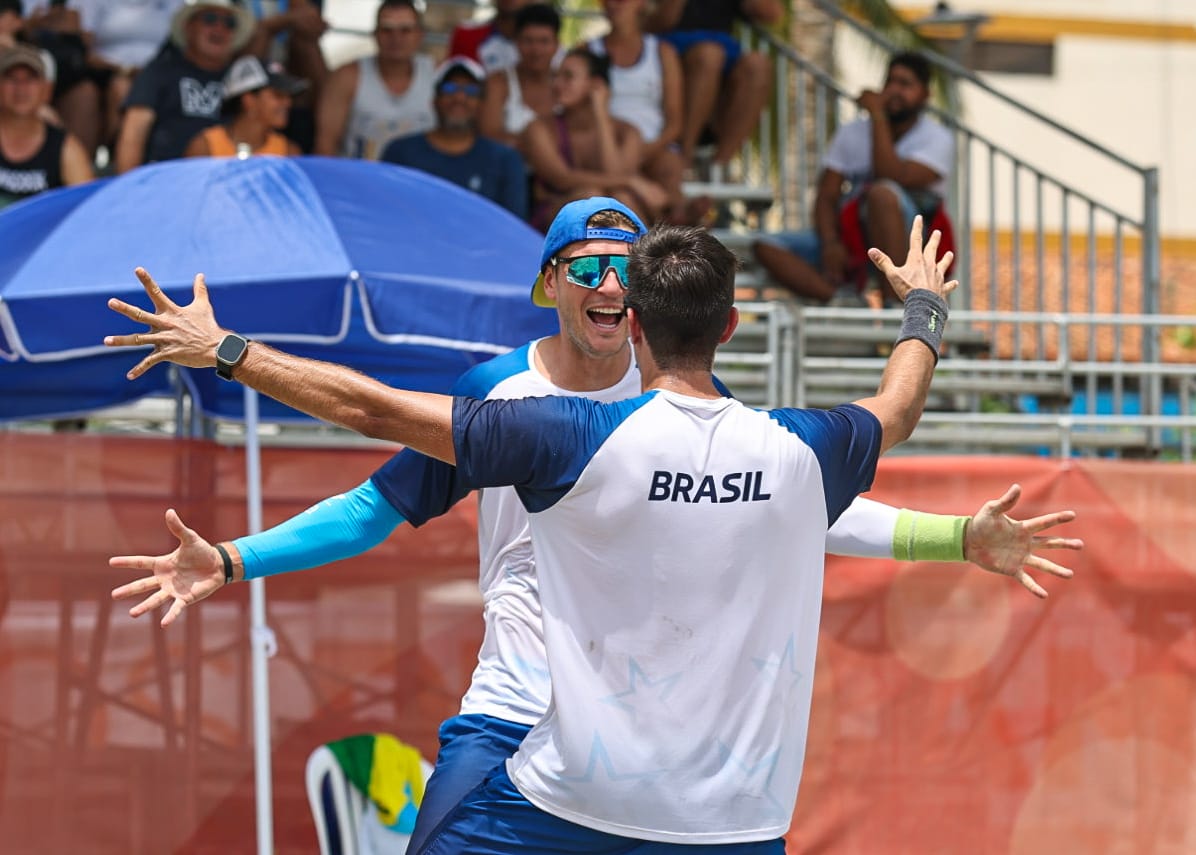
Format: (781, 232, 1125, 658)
(105, 204, 1078, 850)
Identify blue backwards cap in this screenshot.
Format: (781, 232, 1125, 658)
(531, 197, 648, 307)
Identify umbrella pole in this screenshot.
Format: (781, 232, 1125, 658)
(244, 387, 275, 855)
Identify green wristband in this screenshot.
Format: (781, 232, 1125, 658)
(892, 509, 969, 562)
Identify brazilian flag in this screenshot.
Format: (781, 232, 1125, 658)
(327, 733, 425, 833)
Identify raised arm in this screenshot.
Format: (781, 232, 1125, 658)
(852, 216, 955, 452)
(104, 269, 456, 460)
(827, 485, 1080, 598)
(110, 478, 406, 626)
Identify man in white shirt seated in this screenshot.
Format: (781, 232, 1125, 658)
(754, 52, 955, 306)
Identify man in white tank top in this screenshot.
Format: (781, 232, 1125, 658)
(314, 0, 435, 159)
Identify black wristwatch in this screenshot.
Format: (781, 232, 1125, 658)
(215, 333, 250, 381)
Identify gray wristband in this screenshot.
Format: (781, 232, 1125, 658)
(895, 290, 949, 362)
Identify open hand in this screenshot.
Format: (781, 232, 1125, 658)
(866, 215, 958, 303)
(964, 484, 1082, 598)
(104, 269, 225, 380)
(110, 509, 227, 627)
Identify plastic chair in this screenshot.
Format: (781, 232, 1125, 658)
(306, 743, 433, 855)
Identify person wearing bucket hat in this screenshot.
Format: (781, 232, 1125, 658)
(184, 54, 305, 157)
(0, 43, 93, 209)
(107, 200, 1078, 853)
(114, 0, 249, 172)
(381, 56, 527, 219)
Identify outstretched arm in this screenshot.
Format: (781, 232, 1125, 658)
(826, 485, 1081, 598)
(105, 269, 456, 460)
(110, 480, 407, 626)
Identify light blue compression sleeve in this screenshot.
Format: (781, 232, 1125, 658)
(234, 479, 405, 580)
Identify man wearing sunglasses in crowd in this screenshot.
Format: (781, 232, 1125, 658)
(107, 197, 1079, 852)
(114, 0, 254, 174)
(381, 56, 527, 220)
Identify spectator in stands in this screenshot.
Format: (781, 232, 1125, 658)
(447, 0, 531, 74)
(113, 0, 253, 173)
(0, 0, 22, 49)
(588, 0, 706, 225)
(73, 0, 185, 161)
(752, 52, 954, 305)
(381, 56, 527, 220)
(22, 1, 93, 141)
(315, 0, 435, 160)
(477, 2, 557, 154)
(184, 54, 302, 157)
(0, 43, 92, 209)
(523, 46, 667, 230)
(243, 0, 327, 152)
(645, 0, 781, 174)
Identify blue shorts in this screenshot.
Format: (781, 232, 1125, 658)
(408, 714, 532, 853)
(658, 30, 742, 77)
(419, 763, 786, 855)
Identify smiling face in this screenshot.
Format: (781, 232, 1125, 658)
(243, 86, 292, 130)
(543, 238, 633, 361)
(185, 6, 240, 66)
(434, 70, 483, 131)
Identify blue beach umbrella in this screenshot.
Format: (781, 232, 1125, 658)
(0, 155, 554, 420)
(0, 155, 555, 854)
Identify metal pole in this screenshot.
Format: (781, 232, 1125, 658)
(245, 386, 275, 855)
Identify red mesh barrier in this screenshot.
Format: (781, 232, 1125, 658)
(1, 436, 1193, 853)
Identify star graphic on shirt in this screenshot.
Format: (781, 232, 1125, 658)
(716, 741, 787, 815)
(752, 634, 804, 690)
(510, 655, 550, 686)
(560, 732, 669, 784)
(599, 658, 682, 724)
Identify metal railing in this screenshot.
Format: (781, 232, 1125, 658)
(792, 306, 1196, 460)
(733, 2, 1161, 364)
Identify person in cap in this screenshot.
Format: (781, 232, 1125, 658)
(381, 56, 526, 219)
(0, 43, 92, 209)
(106, 199, 1078, 852)
(315, 0, 435, 159)
(114, 0, 253, 173)
(242, 0, 327, 152)
(184, 54, 304, 157)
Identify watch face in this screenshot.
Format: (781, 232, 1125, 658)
(216, 334, 248, 364)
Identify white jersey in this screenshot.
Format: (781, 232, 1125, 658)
(372, 342, 901, 734)
(446, 389, 881, 842)
(375, 340, 641, 724)
(342, 54, 436, 160)
(823, 112, 955, 199)
(587, 35, 666, 143)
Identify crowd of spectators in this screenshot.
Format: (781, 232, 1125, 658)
(0, 0, 784, 234)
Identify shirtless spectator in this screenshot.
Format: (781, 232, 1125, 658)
(447, 0, 530, 74)
(0, 43, 92, 209)
(315, 0, 434, 160)
(523, 46, 666, 230)
(113, 0, 252, 173)
(646, 0, 782, 172)
(478, 2, 557, 154)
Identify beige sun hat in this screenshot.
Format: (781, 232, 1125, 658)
(170, 0, 256, 54)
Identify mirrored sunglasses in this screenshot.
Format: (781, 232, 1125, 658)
(198, 10, 239, 29)
(438, 81, 482, 97)
(552, 254, 629, 289)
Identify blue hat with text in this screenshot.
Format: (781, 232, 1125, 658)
(531, 196, 648, 308)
